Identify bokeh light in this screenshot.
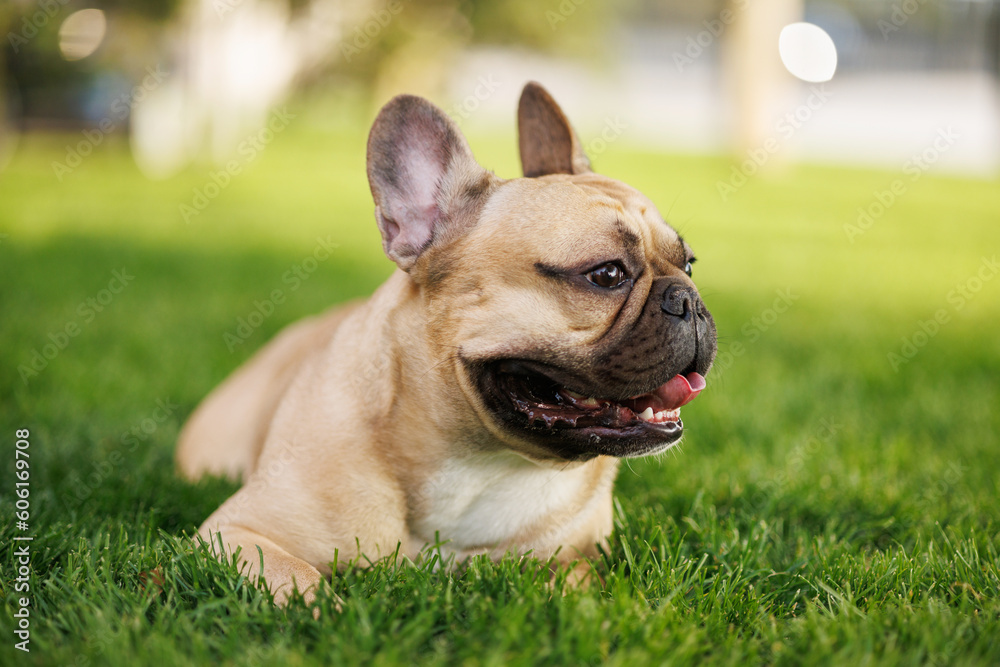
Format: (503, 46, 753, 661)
(58, 9, 107, 62)
(778, 22, 838, 83)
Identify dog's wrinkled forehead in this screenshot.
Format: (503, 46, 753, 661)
(472, 172, 687, 273)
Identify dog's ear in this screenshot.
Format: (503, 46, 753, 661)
(367, 95, 493, 271)
(517, 82, 591, 178)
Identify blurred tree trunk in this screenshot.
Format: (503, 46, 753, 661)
(723, 0, 801, 159)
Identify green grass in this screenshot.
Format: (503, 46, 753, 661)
(1, 98, 999, 665)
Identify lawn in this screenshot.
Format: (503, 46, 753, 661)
(1, 96, 999, 665)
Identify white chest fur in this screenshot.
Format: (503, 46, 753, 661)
(409, 450, 593, 555)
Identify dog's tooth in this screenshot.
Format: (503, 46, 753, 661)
(654, 410, 667, 422)
(638, 407, 654, 421)
(658, 408, 680, 422)
(563, 388, 600, 408)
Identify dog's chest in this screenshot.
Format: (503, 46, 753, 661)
(409, 451, 591, 553)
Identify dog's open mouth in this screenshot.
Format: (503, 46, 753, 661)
(474, 360, 707, 459)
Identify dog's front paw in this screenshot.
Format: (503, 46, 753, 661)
(268, 566, 323, 608)
(200, 524, 327, 612)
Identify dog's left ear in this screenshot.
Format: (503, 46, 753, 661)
(517, 82, 591, 178)
(367, 95, 493, 272)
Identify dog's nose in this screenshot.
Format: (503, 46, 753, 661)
(661, 284, 696, 320)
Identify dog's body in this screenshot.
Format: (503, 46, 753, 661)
(177, 83, 716, 604)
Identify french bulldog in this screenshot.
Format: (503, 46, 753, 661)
(177, 82, 717, 605)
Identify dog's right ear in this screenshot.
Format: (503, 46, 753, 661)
(517, 82, 591, 178)
(367, 95, 493, 272)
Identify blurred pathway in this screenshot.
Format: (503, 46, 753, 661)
(447, 47, 1000, 177)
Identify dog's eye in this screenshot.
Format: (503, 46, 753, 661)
(684, 262, 693, 277)
(586, 263, 628, 289)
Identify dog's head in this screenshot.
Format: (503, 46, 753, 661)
(367, 82, 717, 461)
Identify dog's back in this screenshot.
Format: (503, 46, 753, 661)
(176, 302, 359, 481)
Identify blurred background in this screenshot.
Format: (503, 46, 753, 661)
(2, 0, 999, 177)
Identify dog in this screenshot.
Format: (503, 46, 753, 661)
(176, 82, 717, 605)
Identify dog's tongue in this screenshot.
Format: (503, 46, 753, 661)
(642, 373, 706, 411)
